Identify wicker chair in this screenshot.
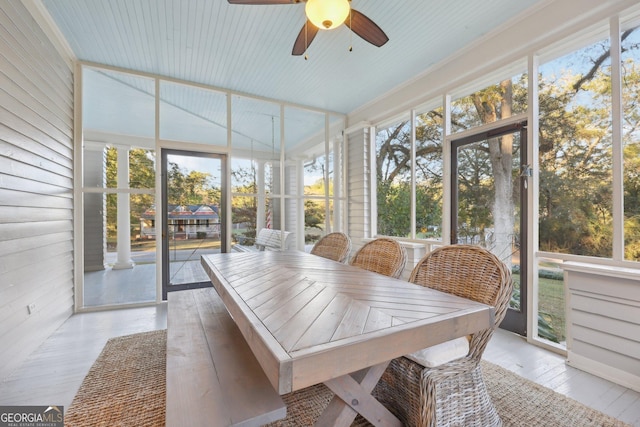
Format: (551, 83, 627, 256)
(349, 237, 407, 278)
(372, 244, 513, 427)
(310, 232, 352, 263)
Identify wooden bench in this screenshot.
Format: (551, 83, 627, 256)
(166, 288, 286, 427)
(234, 228, 293, 252)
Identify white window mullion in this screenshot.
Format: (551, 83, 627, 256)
(610, 16, 624, 262)
(226, 92, 233, 253)
(280, 105, 286, 240)
(154, 77, 162, 303)
(529, 53, 540, 342)
(410, 109, 417, 239)
(369, 126, 377, 237)
(324, 114, 331, 233)
(442, 94, 452, 245)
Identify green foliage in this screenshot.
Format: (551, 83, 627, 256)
(373, 37, 640, 342)
(377, 180, 411, 237)
(376, 109, 444, 238)
(375, 34, 640, 259)
(537, 311, 561, 343)
(106, 148, 156, 240)
(537, 75, 614, 257)
(168, 165, 219, 206)
(455, 139, 495, 244)
(231, 195, 257, 230)
(231, 166, 258, 230)
(510, 283, 562, 343)
(538, 268, 563, 281)
(230, 166, 329, 234)
(304, 200, 324, 230)
(624, 138, 640, 260)
(416, 183, 443, 238)
(105, 149, 222, 241)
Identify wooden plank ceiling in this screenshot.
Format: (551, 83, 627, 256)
(41, 0, 543, 114)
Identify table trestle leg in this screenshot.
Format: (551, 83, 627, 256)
(316, 361, 402, 427)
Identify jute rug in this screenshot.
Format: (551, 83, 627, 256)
(65, 330, 631, 427)
(65, 330, 166, 427)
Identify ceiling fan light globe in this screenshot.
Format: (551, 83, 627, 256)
(305, 0, 350, 30)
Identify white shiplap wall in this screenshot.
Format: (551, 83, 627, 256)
(83, 146, 105, 271)
(564, 263, 640, 392)
(346, 127, 372, 254)
(0, 1, 74, 380)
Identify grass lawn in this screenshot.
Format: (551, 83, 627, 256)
(512, 273, 566, 343)
(538, 276, 566, 342)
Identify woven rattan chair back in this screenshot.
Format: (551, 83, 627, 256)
(370, 244, 513, 427)
(410, 244, 512, 328)
(310, 232, 352, 263)
(410, 244, 512, 360)
(349, 237, 407, 279)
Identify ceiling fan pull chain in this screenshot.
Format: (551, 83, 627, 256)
(305, 21, 309, 60)
(348, 9, 353, 52)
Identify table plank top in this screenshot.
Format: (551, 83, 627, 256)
(201, 250, 493, 394)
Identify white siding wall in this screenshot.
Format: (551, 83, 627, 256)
(83, 146, 105, 271)
(346, 127, 371, 254)
(0, 2, 74, 380)
(284, 162, 298, 248)
(564, 263, 640, 392)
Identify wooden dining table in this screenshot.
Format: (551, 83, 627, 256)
(201, 250, 494, 427)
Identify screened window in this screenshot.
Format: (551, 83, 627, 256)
(622, 25, 640, 261)
(376, 118, 412, 238)
(375, 108, 444, 240)
(450, 74, 528, 134)
(415, 108, 444, 239)
(538, 37, 613, 257)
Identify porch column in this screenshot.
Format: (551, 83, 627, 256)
(113, 145, 134, 270)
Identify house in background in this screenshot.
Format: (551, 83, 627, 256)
(140, 205, 221, 240)
(1, 0, 639, 403)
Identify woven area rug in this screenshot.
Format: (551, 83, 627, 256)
(65, 329, 630, 427)
(481, 361, 631, 427)
(65, 330, 166, 427)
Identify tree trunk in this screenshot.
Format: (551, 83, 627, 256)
(472, 80, 515, 267)
(491, 80, 515, 267)
(490, 133, 514, 267)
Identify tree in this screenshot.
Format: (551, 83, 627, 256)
(469, 79, 517, 263)
(622, 33, 640, 260)
(538, 41, 615, 257)
(376, 110, 444, 238)
(105, 147, 155, 240)
(304, 200, 324, 230)
(106, 148, 225, 242)
(231, 166, 258, 241)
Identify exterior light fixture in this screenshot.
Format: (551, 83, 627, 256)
(305, 0, 350, 30)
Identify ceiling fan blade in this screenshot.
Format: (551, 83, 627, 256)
(345, 9, 389, 47)
(227, 0, 297, 4)
(292, 21, 319, 56)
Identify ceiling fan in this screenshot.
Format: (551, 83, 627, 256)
(227, 0, 389, 56)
